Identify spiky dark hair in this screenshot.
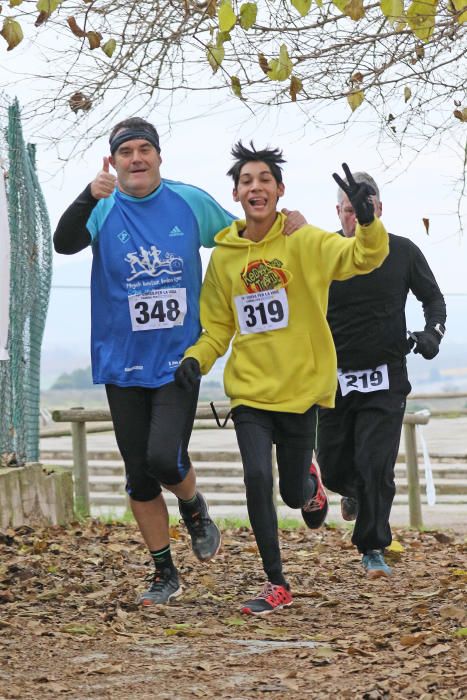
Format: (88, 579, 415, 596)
(227, 140, 286, 187)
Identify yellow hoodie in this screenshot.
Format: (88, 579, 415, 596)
(185, 212, 389, 412)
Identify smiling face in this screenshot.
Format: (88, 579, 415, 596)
(233, 161, 285, 228)
(110, 136, 162, 197)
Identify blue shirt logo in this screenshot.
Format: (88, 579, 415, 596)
(118, 230, 130, 243)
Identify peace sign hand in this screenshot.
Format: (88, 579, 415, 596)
(332, 162, 376, 226)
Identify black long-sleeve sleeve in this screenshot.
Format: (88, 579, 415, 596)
(53, 184, 97, 254)
(408, 243, 447, 330)
(327, 233, 446, 368)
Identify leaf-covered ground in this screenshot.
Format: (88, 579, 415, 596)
(0, 521, 466, 700)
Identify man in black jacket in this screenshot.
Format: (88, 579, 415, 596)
(316, 171, 446, 578)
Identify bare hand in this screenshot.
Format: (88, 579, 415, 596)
(90, 157, 117, 200)
(281, 208, 307, 236)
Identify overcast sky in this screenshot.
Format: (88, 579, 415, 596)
(1, 40, 466, 386)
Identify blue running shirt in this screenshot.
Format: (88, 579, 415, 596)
(86, 180, 234, 387)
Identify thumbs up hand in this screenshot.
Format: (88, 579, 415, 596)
(90, 157, 117, 199)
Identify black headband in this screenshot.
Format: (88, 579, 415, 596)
(109, 128, 160, 155)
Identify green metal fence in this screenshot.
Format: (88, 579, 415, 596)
(0, 99, 52, 464)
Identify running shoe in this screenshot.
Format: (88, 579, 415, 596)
(301, 462, 329, 529)
(139, 567, 182, 606)
(179, 492, 221, 562)
(341, 496, 358, 522)
(362, 550, 393, 579)
(241, 581, 293, 616)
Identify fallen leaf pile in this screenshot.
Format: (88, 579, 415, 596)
(0, 521, 466, 699)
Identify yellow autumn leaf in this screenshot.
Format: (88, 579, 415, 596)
(36, 0, 63, 12)
(206, 43, 225, 73)
(218, 0, 237, 32)
(344, 0, 365, 20)
(291, 0, 312, 16)
(380, 0, 404, 22)
(333, 0, 348, 10)
(239, 2, 257, 30)
(453, 108, 467, 122)
(451, 0, 467, 23)
(347, 89, 364, 111)
(387, 540, 405, 552)
(9, 0, 24, 6)
(231, 75, 242, 98)
(1, 17, 23, 50)
(217, 30, 231, 46)
(267, 43, 292, 82)
(102, 38, 116, 58)
(407, 0, 438, 42)
(404, 86, 412, 102)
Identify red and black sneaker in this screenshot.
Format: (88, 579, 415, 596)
(301, 462, 329, 529)
(241, 582, 293, 616)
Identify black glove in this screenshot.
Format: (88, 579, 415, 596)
(174, 358, 201, 391)
(332, 163, 376, 225)
(409, 330, 441, 360)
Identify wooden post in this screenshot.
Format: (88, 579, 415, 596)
(403, 422, 423, 529)
(70, 408, 90, 517)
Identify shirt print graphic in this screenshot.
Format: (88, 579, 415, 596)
(241, 258, 287, 292)
(125, 245, 184, 281)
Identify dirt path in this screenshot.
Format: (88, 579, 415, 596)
(1, 522, 466, 700)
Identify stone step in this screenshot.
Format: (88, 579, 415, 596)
(90, 491, 467, 507)
(86, 474, 467, 496)
(41, 447, 467, 463)
(41, 458, 467, 482)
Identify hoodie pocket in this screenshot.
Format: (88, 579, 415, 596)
(225, 331, 316, 405)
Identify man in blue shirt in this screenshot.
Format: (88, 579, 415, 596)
(54, 117, 236, 606)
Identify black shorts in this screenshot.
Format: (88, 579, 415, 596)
(106, 381, 199, 501)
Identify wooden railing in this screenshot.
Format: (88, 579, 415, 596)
(51, 403, 431, 528)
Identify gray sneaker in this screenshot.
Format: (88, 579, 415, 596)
(179, 492, 221, 562)
(341, 496, 358, 521)
(139, 567, 182, 606)
(362, 550, 392, 579)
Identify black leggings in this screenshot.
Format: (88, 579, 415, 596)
(106, 381, 200, 502)
(232, 405, 316, 582)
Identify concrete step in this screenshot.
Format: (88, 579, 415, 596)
(41, 447, 467, 463)
(41, 457, 467, 479)
(86, 473, 467, 497)
(90, 492, 467, 507)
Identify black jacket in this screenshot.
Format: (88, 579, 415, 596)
(327, 233, 446, 370)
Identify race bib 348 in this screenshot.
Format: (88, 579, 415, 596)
(129, 288, 187, 331)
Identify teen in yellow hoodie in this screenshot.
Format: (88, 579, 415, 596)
(175, 143, 389, 615)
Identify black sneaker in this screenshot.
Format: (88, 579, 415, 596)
(139, 567, 182, 607)
(341, 496, 358, 521)
(301, 462, 329, 529)
(179, 492, 221, 562)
